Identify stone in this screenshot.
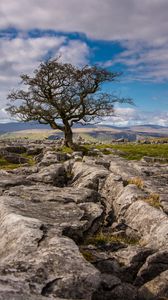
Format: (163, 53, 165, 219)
(135, 250, 168, 287)
(138, 270, 168, 300)
(92, 274, 138, 300)
(27, 164, 67, 186)
(38, 151, 69, 166)
(124, 200, 168, 249)
(0, 174, 28, 188)
(112, 246, 154, 283)
(3, 153, 29, 164)
(112, 185, 146, 219)
(0, 145, 27, 154)
(0, 188, 103, 299)
(71, 161, 109, 191)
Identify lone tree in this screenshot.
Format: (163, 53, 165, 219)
(6, 58, 132, 148)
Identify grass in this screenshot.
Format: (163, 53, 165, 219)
(92, 143, 168, 161)
(0, 153, 36, 170)
(127, 177, 144, 189)
(59, 146, 74, 154)
(21, 153, 36, 166)
(85, 231, 139, 247)
(80, 249, 95, 262)
(0, 156, 21, 170)
(59, 142, 168, 161)
(143, 193, 161, 209)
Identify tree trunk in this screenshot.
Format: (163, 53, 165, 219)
(64, 124, 74, 148)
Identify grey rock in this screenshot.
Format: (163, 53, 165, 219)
(27, 164, 67, 186)
(0, 145, 27, 154)
(138, 270, 168, 300)
(0, 174, 28, 188)
(92, 274, 138, 300)
(0, 189, 102, 298)
(38, 151, 69, 166)
(135, 250, 168, 287)
(3, 153, 28, 164)
(71, 162, 109, 190)
(113, 246, 154, 282)
(124, 200, 168, 249)
(113, 185, 146, 219)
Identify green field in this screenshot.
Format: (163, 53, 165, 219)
(94, 143, 168, 160)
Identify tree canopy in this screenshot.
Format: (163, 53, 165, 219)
(6, 58, 132, 147)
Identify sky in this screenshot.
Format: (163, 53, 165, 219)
(0, 0, 168, 126)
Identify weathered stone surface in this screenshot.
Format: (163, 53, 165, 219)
(112, 185, 146, 219)
(113, 246, 154, 283)
(0, 140, 167, 299)
(135, 250, 168, 287)
(27, 164, 67, 186)
(0, 187, 103, 299)
(92, 274, 138, 300)
(3, 152, 28, 164)
(71, 162, 109, 190)
(0, 145, 27, 154)
(138, 270, 168, 300)
(26, 145, 43, 155)
(124, 200, 168, 249)
(0, 174, 28, 188)
(38, 151, 69, 166)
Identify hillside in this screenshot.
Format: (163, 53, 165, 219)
(0, 122, 168, 141)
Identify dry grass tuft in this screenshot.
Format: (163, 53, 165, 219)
(143, 193, 161, 209)
(128, 177, 144, 189)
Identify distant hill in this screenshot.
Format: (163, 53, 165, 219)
(0, 122, 168, 141)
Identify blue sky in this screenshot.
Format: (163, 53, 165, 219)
(0, 0, 167, 126)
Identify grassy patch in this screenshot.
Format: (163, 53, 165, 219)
(127, 177, 144, 189)
(0, 153, 36, 170)
(143, 193, 161, 209)
(59, 146, 74, 154)
(21, 153, 36, 166)
(0, 156, 20, 170)
(80, 249, 95, 262)
(85, 232, 139, 247)
(93, 143, 168, 161)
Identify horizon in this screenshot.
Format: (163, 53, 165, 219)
(0, 0, 167, 126)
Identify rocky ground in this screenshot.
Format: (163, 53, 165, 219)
(0, 139, 167, 300)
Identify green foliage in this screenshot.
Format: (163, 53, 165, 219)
(85, 232, 139, 247)
(59, 146, 74, 154)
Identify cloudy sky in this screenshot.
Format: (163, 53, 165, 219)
(0, 0, 168, 126)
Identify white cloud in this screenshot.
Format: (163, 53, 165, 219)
(101, 107, 168, 127)
(103, 38, 168, 82)
(0, 0, 168, 42)
(0, 1, 168, 82)
(58, 40, 90, 66)
(0, 36, 90, 115)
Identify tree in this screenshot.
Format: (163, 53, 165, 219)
(6, 58, 132, 148)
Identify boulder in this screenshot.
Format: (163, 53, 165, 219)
(124, 200, 168, 249)
(27, 164, 67, 186)
(71, 162, 109, 191)
(112, 246, 154, 283)
(0, 187, 103, 299)
(38, 151, 69, 166)
(138, 270, 168, 300)
(3, 153, 29, 164)
(92, 274, 138, 300)
(0, 145, 27, 154)
(135, 250, 168, 287)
